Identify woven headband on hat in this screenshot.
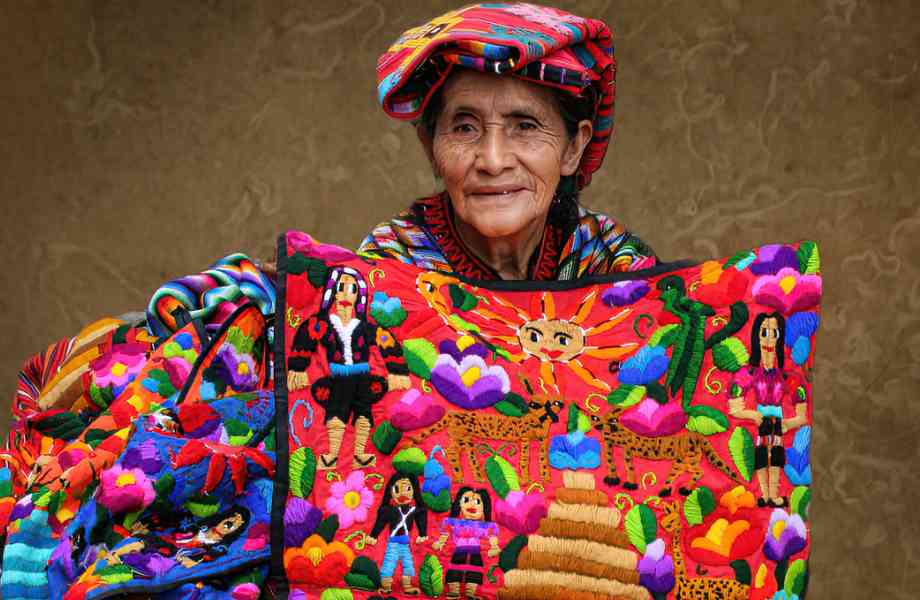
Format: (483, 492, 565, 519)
(376, 3, 616, 189)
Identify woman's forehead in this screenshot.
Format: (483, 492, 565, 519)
(440, 70, 558, 118)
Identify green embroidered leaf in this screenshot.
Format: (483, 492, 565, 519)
(499, 535, 528, 573)
(730, 559, 752, 586)
(790, 486, 811, 520)
(645, 382, 668, 405)
(712, 337, 750, 372)
(625, 503, 657, 553)
(447, 313, 480, 333)
(154, 473, 175, 502)
(287, 253, 329, 287)
(448, 284, 479, 311)
(146, 368, 177, 398)
(494, 392, 529, 417)
(290, 447, 317, 498)
(85, 428, 112, 449)
(33, 412, 85, 441)
(797, 241, 820, 275)
(225, 419, 254, 446)
(370, 303, 407, 329)
(419, 554, 445, 596)
(724, 249, 755, 269)
(96, 564, 134, 584)
(89, 383, 115, 410)
(729, 427, 755, 481)
(422, 489, 452, 513)
(316, 515, 339, 543)
(607, 384, 646, 407)
(403, 339, 438, 380)
(784, 558, 808, 596)
(393, 447, 426, 476)
(684, 486, 716, 526)
(566, 403, 591, 433)
(344, 556, 381, 590)
(648, 324, 679, 347)
(485, 455, 520, 499)
(319, 589, 354, 600)
(226, 327, 256, 355)
(185, 495, 220, 518)
(685, 405, 729, 436)
(372, 421, 402, 455)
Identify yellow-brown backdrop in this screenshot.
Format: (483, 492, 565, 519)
(1, 1, 918, 597)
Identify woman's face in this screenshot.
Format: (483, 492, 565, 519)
(422, 70, 592, 240)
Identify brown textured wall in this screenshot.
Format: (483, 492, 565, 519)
(1, 1, 918, 597)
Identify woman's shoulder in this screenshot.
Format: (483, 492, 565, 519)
(559, 204, 657, 277)
(357, 197, 452, 272)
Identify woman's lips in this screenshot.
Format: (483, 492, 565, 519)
(467, 188, 528, 202)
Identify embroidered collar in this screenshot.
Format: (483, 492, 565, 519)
(329, 313, 360, 365)
(411, 193, 576, 281)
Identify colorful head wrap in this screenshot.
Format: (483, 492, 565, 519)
(376, 3, 616, 189)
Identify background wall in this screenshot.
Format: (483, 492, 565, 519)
(1, 1, 918, 597)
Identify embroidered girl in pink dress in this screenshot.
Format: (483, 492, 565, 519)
(728, 311, 808, 507)
(432, 487, 500, 600)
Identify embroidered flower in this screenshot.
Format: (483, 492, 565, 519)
(243, 520, 270, 551)
(752, 268, 821, 315)
(370, 291, 408, 328)
(375, 327, 396, 350)
(784, 427, 811, 486)
(637, 538, 676, 594)
(97, 465, 155, 515)
(325, 471, 374, 529)
(438, 335, 489, 362)
(691, 262, 749, 306)
(618, 345, 669, 385)
(231, 583, 262, 600)
(121, 552, 177, 578)
(213, 343, 259, 392)
(430, 354, 510, 410)
(91, 343, 148, 393)
(549, 431, 602, 470)
(283, 534, 355, 585)
(686, 506, 765, 565)
(763, 509, 807, 562)
(284, 497, 323, 548)
(619, 397, 687, 437)
(121, 440, 164, 475)
(750, 245, 800, 276)
(495, 490, 547, 535)
(601, 279, 650, 307)
(390, 389, 446, 431)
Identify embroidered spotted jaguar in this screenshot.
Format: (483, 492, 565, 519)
(660, 501, 751, 599)
(592, 405, 740, 496)
(409, 375, 562, 484)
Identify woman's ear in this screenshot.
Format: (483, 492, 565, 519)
(416, 123, 439, 178)
(560, 119, 593, 177)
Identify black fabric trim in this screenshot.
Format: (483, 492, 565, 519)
(267, 233, 291, 598)
(451, 258, 698, 292)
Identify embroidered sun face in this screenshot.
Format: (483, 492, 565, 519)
(464, 288, 637, 391)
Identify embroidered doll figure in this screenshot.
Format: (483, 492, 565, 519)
(287, 266, 410, 469)
(366, 473, 429, 595)
(728, 312, 808, 507)
(432, 487, 500, 600)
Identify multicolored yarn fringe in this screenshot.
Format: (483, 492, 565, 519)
(377, 3, 616, 189)
(275, 232, 820, 599)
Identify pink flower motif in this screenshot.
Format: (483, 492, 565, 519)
(390, 389, 446, 431)
(495, 490, 548, 535)
(287, 231, 356, 262)
(324, 470, 374, 529)
(91, 343, 148, 389)
(752, 267, 821, 315)
(97, 465, 155, 515)
(243, 521, 270, 551)
(620, 397, 687, 437)
(231, 583, 261, 600)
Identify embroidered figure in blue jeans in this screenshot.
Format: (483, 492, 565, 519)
(366, 472, 429, 595)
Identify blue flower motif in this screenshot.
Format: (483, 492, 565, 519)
(370, 291, 407, 328)
(549, 431, 601, 470)
(618, 345, 669, 385)
(784, 426, 812, 485)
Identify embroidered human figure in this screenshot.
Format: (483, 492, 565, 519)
(432, 487, 500, 600)
(366, 473, 429, 595)
(287, 266, 410, 469)
(728, 311, 808, 507)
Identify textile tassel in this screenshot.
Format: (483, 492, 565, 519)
(555, 488, 609, 506)
(547, 502, 622, 528)
(502, 570, 649, 600)
(497, 585, 634, 600)
(536, 517, 631, 548)
(517, 548, 641, 585)
(526, 535, 638, 570)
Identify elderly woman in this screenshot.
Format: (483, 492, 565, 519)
(359, 3, 655, 282)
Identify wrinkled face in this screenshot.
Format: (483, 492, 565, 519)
(518, 318, 586, 362)
(206, 513, 245, 543)
(759, 317, 780, 352)
(459, 490, 485, 521)
(391, 478, 414, 505)
(423, 70, 591, 240)
(335, 274, 359, 311)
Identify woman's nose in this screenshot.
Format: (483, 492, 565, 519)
(474, 126, 515, 175)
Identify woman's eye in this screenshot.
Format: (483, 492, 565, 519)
(453, 122, 477, 134)
(517, 121, 538, 131)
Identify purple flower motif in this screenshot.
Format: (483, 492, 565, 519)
(50, 534, 76, 581)
(438, 336, 489, 362)
(121, 551, 177, 577)
(602, 280, 650, 307)
(549, 431, 601, 470)
(763, 509, 808, 562)
(619, 345, 669, 385)
(284, 497, 323, 548)
(121, 440, 164, 475)
(638, 538, 676, 594)
(430, 354, 510, 410)
(10, 496, 34, 522)
(751, 245, 799, 275)
(213, 343, 259, 392)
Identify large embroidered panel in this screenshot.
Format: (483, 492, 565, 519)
(274, 231, 821, 600)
